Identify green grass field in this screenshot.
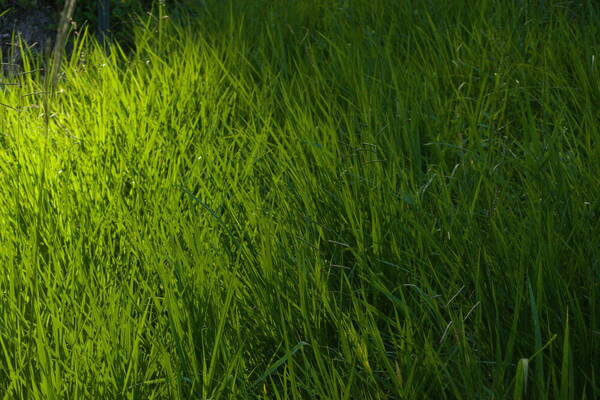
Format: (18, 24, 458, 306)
(0, 0, 598, 398)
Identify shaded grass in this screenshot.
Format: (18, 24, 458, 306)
(0, 0, 598, 398)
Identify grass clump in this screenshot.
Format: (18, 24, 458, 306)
(0, 0, 598, 398)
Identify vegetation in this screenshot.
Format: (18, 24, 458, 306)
(0, 0, 598, 398)
(0, 0, 41, 8)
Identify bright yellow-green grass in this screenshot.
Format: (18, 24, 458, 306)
(0, 0, 598, 398)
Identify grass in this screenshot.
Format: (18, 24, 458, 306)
(0, 0, 598, 398)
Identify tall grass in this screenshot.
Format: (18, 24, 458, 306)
(0, 0, 598, 398)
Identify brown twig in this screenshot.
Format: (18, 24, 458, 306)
(49, 0, 77, 91)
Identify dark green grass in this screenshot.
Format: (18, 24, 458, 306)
(0, 0, 598, 398)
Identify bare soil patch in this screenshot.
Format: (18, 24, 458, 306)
(1, 4, 57, 75)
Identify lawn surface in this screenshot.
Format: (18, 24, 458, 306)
(0, 0, 598, 398)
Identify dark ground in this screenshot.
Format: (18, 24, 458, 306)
(0, 3, 58, 75)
